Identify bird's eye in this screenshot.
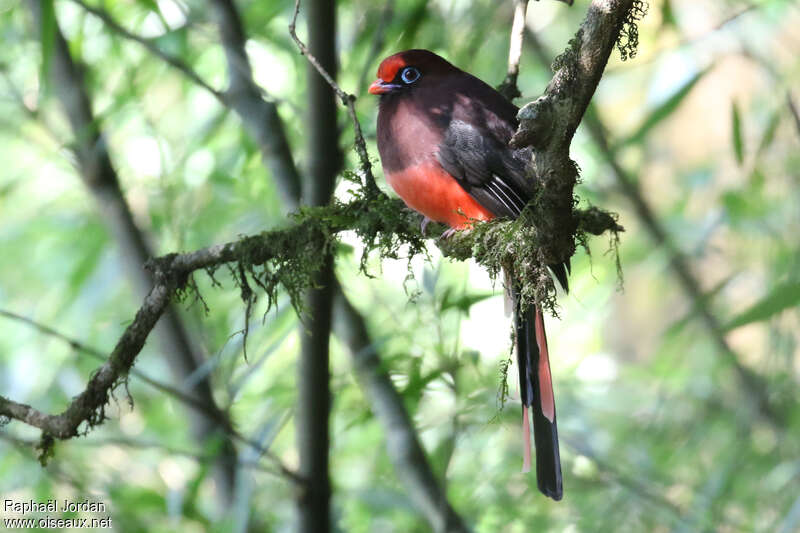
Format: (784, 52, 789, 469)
(400, 67, 421, 84)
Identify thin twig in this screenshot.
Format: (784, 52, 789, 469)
(69, 0, 223, 101)
(497, 0, 529, 101)
(787, 91, 800, 142)
(563, 437, 690, 525)
(289, 0, 380, 197)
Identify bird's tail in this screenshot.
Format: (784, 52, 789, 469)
(514, 287, 563, 501)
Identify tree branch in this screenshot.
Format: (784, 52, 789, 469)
(0, 190, 617, 440)
(208, 0, 303, 206)
(70, 0, 304, 208)
(0, 310, 300, 483)
(511, 0, 640, 152)
(585, 110, 780, 424)
(787, 91, 800, 141)
(497, 0, 640, 305)
(0, 278, 171, 439)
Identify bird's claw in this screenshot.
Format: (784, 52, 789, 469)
(420, 216, 433, 236)
(440, 228, 459, 240)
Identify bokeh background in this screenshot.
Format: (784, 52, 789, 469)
(1, 0, 799, 531)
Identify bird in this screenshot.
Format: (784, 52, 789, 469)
(369, 49, 568, 500)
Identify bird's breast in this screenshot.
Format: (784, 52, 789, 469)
(385, 161, 494, 229)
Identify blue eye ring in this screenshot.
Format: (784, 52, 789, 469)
(401, 67, 421, 84)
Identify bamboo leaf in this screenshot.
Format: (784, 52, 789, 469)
(619, 67, 711, 147)
(38, 0, 55, 92)
(440, 289, 495, 314)
(732, 100, 744, 165)
(725, 280, 800, 331)
(664, 275, 733, 338)
(660, 0, 678, 30)
(756, 108, 781, 158)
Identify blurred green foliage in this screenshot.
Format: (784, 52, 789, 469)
(1, 0, 799, 531)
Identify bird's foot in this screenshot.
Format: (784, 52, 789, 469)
(420, 216, 433, 236)
(440, 227, 460, 240)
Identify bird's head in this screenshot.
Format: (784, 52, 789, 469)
(368, 49, 459, 97)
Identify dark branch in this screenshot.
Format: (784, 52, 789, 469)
(70, 0, 304, 208)
(511, 0, 639, 152)
(0, 150, 618, 453)
(583, 111, 781, 425)
(497, 0, 639, 301)
(1, 280, 171, 439)
(787, 91, 800, 141)
(0, 310, 300, 483)
(294, 0, 339, 529)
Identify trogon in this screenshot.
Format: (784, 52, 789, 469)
(369, 49, 568, 500)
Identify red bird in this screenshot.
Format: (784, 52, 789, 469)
(369, 49, 568, 500)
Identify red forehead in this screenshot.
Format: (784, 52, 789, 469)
(377, 54, 407, 82)
(375, 50, 455, 82)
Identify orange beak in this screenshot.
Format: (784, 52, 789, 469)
(368, 79, 400, 95)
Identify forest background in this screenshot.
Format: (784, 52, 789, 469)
(0, 0, 798, 531)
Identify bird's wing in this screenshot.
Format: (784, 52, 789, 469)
(437, 120, 530, 219)
(438, 119, 571, 292)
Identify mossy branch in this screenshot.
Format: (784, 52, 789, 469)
(0, 182, 620, 440)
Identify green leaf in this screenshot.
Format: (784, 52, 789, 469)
(65, 227, 106, 296)
(38, 0, 55, 91)
(619, 67, 711, 148)
(756, 108, 781, 158)
(440, 288, 495, 314)
(725, 280, 800, 331)
(732, 100, 744, 165)
(660, 0, 678, 30)
(403, 368, 444, 401)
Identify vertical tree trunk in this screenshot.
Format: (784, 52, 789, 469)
(296, 0, 340, 531)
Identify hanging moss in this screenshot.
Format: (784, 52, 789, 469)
(172, 172, 622, 330)
(37, 434, 56, 466)
(617, 1, 649, 61)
